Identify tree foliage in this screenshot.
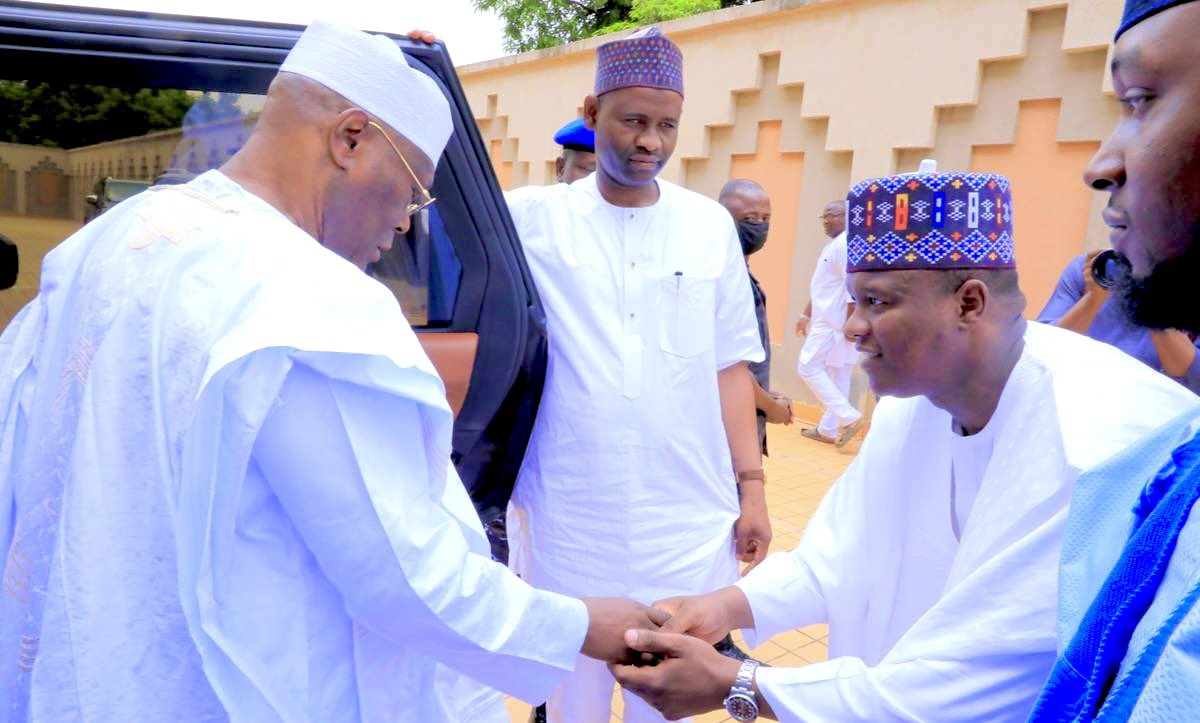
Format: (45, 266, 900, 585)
(475, 0, 761, 53)
(0, 81, 193, 149)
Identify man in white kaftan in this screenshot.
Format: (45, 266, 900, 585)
(728, 323, 1196, 720)
(0, 21, 662, 722)
(609, 167, 1200, 721)
(796, 202, 861, 445)
(504, 26, 770, 723)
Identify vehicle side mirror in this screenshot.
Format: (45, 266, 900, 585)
(85, 194, 99, 207)
(0, 234, 18, 290)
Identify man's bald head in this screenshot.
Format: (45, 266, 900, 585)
(718, 178, 771, 226)
(719, 178, 766, 205)
(821, 199, 847, 237)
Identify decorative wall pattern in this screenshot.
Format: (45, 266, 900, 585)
(460, 0, 1124, 403)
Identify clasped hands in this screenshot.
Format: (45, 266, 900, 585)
(584, 587, 760, 720)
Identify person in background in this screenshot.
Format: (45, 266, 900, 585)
(719, 178, 794, 457)
(1039, 248, 1200, 393)
(553, 117, 596, 184)
(795, 200, 862, 447)
(1030, 1, 1200, 718)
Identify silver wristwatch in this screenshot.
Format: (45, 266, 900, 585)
(723, 658, 760, 721)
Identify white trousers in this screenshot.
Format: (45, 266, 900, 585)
(546, 654, 690, 723)
(796, 358, 860, 437)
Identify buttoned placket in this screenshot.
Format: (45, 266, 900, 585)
(620, 207, 650, 400)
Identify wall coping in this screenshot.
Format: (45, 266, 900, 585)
(456, 0, 846, 75)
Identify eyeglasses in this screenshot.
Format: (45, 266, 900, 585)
(367, 120, 437, 217)
(819, 212, 845, 221)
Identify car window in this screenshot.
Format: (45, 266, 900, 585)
(0, 78, 461, 330)
(369, 205, 462, 327)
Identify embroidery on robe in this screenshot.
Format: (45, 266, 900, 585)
(17, 635, 38, 672)
(2, 541, 31, 604)
(53, 336, 95, 410)
(128, 186, 235, 250)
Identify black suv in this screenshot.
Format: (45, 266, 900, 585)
(0, 2, 546, 545)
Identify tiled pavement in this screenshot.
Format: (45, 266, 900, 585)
(506, 410, 861, 722)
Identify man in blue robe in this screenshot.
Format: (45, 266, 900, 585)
(1029, 1, 1200, 719)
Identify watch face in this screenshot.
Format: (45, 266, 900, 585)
(724, 692, 758, 721)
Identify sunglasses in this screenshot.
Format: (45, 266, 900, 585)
(367, 120, 436, 218)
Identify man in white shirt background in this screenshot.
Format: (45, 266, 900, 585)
(795, 200, 862, 447)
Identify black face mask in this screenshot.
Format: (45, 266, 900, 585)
(737, 219, 769, 256)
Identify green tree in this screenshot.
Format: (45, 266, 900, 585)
(0, 81, 193, 149)
(475, 0, 761, 53)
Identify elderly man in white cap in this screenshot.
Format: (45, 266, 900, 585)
(0, 20, 664, 722)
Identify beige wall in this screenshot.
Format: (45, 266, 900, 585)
(461, 0, 1124, 404)
(0, 113, 260, 329)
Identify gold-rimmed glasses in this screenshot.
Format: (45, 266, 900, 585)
(367, 120, 436, 217)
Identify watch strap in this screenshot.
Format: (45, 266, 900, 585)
(734, 657, 759, 692)
(736, 468, 765, 484)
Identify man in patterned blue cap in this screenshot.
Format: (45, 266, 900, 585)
(1028, 1, 1200, 720)
(553, 117, 596, 184)
(608, 163, 1196, 721)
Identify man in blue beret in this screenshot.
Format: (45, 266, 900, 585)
(553, 117, 596, 184)
(1029, 1, 1200, 719)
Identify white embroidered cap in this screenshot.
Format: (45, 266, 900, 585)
(280, 19, 453, 165)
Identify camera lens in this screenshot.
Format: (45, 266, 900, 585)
(1091, 249, 1130, 291)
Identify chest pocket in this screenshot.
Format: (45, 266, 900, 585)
(659, 275, 716, 358)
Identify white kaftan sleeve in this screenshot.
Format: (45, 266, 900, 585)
(713, 213, 766, 371)
(503, 184, 546, 235)
(734, 447, 869, 645)
(735, 411, 1063, 721)
(751, 650, 1049, 722)
(252, 362, 588, 703)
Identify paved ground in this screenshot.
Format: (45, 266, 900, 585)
(0, 214, 81, 329)
(506, 412, 859, 722)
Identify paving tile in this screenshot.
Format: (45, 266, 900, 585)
(796, 640, 830, 664)
(768, 651, 809, 668)
(745, 639, 790, 662)
(769, 629, 813, 652)
(505, 697, 532, 722)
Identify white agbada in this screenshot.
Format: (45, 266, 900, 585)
(505, 173, 762, 600)
(503, 174, 763, 719)
(798, 231, 858, 368)
(0, 171, 587, 722)
(736, 322, 1198, 721)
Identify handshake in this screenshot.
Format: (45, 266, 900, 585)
(581, 587, 763, 720)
